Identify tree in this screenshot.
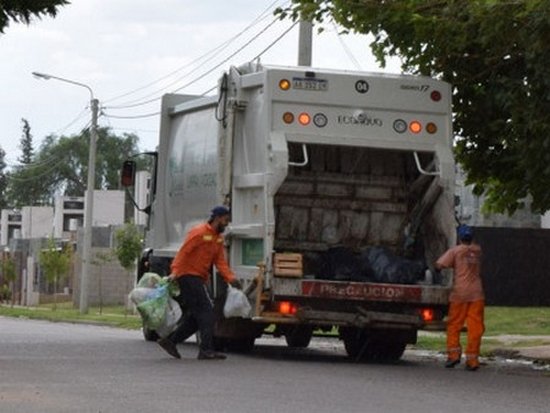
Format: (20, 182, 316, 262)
(114, 222, 143, 313)
(5, 126, 141, 206)
(280, 0, 550, 214)
(19, 118, 34, 164)
(6, 119, 43, 207)
(0, 0, 70, 33)
(0, 146, 8, 210)
(1, 254, 17, 307)
(39, 237, 72, 311)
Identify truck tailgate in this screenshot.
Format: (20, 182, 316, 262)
(272, 278, 449, 305)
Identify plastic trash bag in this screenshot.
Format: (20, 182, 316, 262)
(223, 285, 252, 318)
(365, 246, 425, 284)
(137, 272, 162, 289)
(129, 279, 182, 337)
(155, 297, 182, 338)
(136, 284, 169, 330)
(129, 287, 156, 305)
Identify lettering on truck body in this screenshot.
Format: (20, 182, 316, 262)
(301, 280, 422, 302)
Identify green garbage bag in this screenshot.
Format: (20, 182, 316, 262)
(136, 282, 170, 330)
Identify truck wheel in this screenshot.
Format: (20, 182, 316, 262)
(284, 326, 313, 348)
(369, 342, 406, 361)
(340, 327, 406, 361)
(340, 327, 365, 359)
(225, 337, 256, 353)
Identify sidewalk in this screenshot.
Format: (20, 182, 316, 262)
(491, 335, 550, 364)
(419, 331, 550, 364)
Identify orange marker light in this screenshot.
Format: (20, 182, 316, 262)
(283, 112, 294, 124)
(279, 79, 291, 91)
(426, 122, 437, 134)
(298, 112, 311, 126)
(409, 120, 422, 134)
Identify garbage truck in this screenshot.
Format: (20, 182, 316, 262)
(122, 63, 456, 361)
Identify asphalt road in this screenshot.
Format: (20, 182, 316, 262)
(1, 317, 549, 413)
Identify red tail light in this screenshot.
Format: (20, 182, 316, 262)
(420, 308, 435, 322)
(278, 301, 298, 315)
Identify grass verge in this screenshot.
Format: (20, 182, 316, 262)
(0, 301, 142, 330)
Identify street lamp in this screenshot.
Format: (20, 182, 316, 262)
(32, 71, 98, 314)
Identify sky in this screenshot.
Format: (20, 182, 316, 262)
(0, 0, 400, 168)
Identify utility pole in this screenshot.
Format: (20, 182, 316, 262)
(298, 20, 313, 66)
(80, 97, 98, 314)
(32, 71, 98, 314)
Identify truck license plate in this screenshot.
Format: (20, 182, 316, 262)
(301, 281, 422, 302)
(292, 77, 328, 91)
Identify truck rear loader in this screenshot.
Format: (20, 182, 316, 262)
(122, 63, 455, 361)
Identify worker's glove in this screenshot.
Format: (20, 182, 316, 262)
(229, 279, 242, 290)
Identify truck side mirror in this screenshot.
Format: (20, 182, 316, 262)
(121, 160, 136, 187)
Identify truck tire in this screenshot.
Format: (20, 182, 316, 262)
(225, 337, 256, 353)
(339, 327, 406, 362)
(284, 326, 313, 348)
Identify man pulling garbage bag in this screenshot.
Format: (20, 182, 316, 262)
(157, 205, 242, 360)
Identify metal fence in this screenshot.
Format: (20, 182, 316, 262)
(474, 227, 550, 306)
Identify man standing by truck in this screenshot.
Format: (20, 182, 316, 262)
(435, 224, 485, 371)
(157, 205, 241, 360)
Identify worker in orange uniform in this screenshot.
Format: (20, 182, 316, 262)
(435, 224, 485, 371)
(157, 205, 241, 360)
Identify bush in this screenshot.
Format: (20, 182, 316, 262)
(0, 284, 11, 302)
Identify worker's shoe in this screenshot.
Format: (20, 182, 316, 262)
(465, 364, 479, 372)
(157, 338, 181, 359)
(198, 350, 227, 360)
(445, 358, 460, 368)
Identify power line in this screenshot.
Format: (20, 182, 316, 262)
(104, 0, 287, 106)
(105, 16, 287, 111)
(332, 21, 363, 70)
(103, 111, 160, 119)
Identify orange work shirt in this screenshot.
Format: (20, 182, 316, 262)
(171, 222, 235, 284)
(436, 243, 484, 302)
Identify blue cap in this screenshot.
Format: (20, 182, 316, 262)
(457, 224, 473, 241)
(210, 205, 230, 218)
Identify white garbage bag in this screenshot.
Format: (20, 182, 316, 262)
(223, 285, 252, 318)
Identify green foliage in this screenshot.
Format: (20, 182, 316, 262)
(0, 284, 11, 302)
(19, 118, 34, 164)
(114, 222, 143, 272)
(281, 0, 550, 214)
(6, 119, 43, 207)
(1, 254, 17, 306)
(39, 237, 72, 309)
(5, 126, 141, 206)
(1, 255, 16, 284)
(0, 146, 8, 209)
(0, 0, 70, 33)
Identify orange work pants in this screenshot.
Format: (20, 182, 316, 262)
(446, 300, 485, 367)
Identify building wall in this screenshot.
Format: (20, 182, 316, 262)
(21, 206, 54, 239)
(0, 209, 22, 246)
(91, 190, 125, 227)
(53, 196, 84, 239)
(72, 246, 135, 307)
